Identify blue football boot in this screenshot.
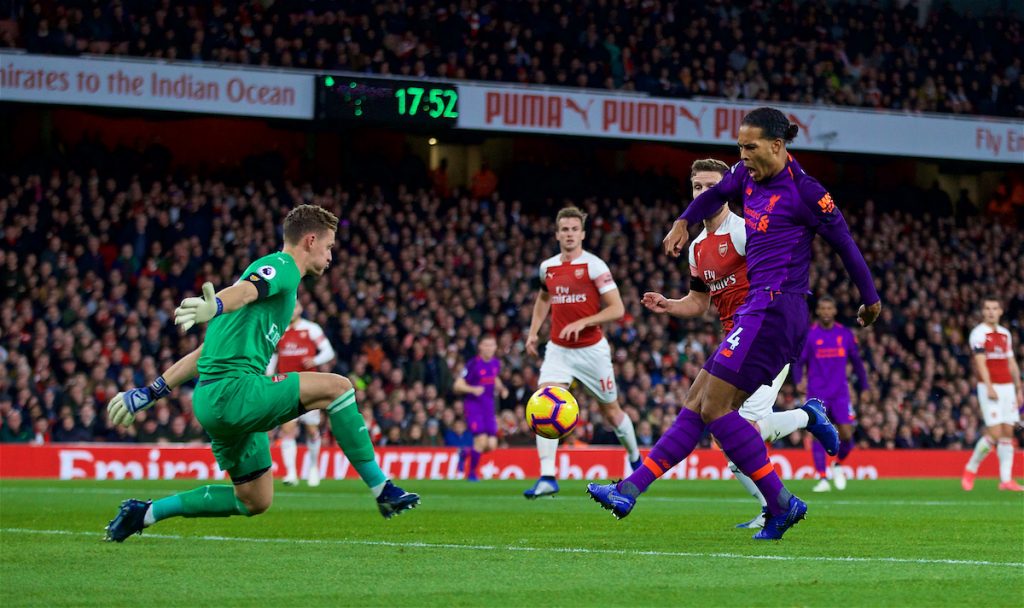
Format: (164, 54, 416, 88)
(801, 398, 840, 456)
(629, 458, 643, 472)
(105, 499, 151, 542)
(377, 481, 420, 519)
(753, 495, 807, 540)
(523, 476, 559, 499)
(735, 506, 768, 529)
(586, 482, 636, 520)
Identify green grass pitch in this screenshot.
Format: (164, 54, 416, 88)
(1, 478, 1022, 607)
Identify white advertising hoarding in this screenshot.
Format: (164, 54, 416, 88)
(0, 53, 314, 120)
(457, 83, 1024, 164)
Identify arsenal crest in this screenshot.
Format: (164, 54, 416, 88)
(574, 268, 585, 278)
(718, 242, 728, 257)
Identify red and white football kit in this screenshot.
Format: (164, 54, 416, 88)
(267, 318, 336, 425)
(969, 323, 1019, 426)
(538, 250, 619, 403)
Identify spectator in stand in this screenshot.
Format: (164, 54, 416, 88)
(431, 158, 452, 199)
(470, 161, 498, 199)
(1, 409, 32, 442)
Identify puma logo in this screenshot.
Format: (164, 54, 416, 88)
(564, 98, 594, 128)
(678, 106, 706, 136)
(786, 113, 814, 142)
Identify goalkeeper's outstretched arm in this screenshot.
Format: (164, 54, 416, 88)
(107, 345, 204, 427)
(163, 345, 204, 388)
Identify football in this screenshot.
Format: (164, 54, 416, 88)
(526, 386, 580, 439)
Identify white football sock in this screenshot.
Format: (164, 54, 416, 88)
(965, 436, 994, 473)
(997, 440, 1014, 483)
(143, 505, 156, 527)
(758, 410, 809, 442)
(729, 461, 767, 507)
(306, 435, 322, 477)
(537, 435, 558, 477)
(613, 414, 641, 462)
(281, 437, 297, 479)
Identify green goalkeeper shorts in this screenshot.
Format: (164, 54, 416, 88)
(193, 373, 302, 480)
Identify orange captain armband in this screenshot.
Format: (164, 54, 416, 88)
(817, 193, 836, 214)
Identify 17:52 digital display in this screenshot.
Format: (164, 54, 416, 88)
(317, 76, 459, 126)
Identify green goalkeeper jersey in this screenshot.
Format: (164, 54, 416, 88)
(198, 251, 302, 378)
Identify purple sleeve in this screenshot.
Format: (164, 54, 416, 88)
(847, 329, 869, 392)
(797, 178, 880, 306)
(679, 163, 744, 223)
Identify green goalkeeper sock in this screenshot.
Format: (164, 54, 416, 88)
(327, 389, 387, 495)
(148, 485, 249, 524)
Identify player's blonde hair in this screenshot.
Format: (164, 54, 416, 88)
(556, 206, 587, 228)
(283, 205, 339, 244)
(690, 158, 729, 178)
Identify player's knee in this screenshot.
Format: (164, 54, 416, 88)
(599, 401, 623, 421)
(699, 401, 731, 425)
(241, 494, 273, 516)
(331, 374, 353, 395)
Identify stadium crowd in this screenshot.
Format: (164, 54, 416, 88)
(6, 0, 1023, 117)
(1, 140, 1022, 453)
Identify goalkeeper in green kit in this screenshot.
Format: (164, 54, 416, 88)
(104, 205, 419, 542)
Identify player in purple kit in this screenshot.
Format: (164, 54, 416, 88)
(587, 107, 881, 540)
(793, 296, 869, 492)
(453, 335, 507, 481)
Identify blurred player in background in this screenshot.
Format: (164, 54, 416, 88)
(962, 297, 1024, 491)
(103, 205, 418, 542)
(641, 158, 838, 529)
(523, 206, 641, 498)
(590, 107, 881, 540)
(267, 301, 337, 487)
(453, 335, 508, 481)
(793, 295, 869, 492)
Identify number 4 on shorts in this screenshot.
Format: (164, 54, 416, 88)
(722, 327, 743, 356)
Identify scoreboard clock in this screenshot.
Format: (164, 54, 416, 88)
(317, 75, 459, 126)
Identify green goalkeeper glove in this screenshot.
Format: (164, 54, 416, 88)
(174, 282, 222, 331)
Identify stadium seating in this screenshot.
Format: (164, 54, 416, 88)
(6, 0, 1022, 117)
(1, 140, 1020, 451)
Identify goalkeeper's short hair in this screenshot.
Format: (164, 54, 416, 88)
(284, 205, 339, 244)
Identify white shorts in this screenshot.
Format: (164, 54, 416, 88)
(739, 364, 789, 422)
(978, 383, 1020, 427)
(297, 409, 322, 427)
(538, 338, 618, 403)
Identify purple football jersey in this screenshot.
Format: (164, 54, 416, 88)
(680, 155, 879, 307)
(462, 356, 500, 414)
(793, 322, 869, 403)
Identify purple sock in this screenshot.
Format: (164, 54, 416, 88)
(468, 449, 481, 477)
(837, 438, 854, 461)
(812, 440, 828, 476)
(619, 408, 704, 495)
(708, 411, 791, 516)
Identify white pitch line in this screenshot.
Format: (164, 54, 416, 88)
(2, 527, 1022, 570)
(0, 486, 1019, 508)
